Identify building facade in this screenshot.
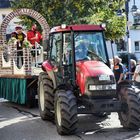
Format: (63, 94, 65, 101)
(129, 0, 140, 60)
(107, 0, 140, 61)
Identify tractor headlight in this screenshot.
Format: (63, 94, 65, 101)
(89, 84, 116, 91)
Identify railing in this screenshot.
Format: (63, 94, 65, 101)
(30, 42, 44, 67)
(0, 42, 44, 76)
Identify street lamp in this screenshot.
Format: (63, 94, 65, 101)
(131, 0, 140, 26)
(131, 0, 138, 13)
(116, 1, 130, 79)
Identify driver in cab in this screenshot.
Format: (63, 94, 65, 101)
(75, 39, 89, 61)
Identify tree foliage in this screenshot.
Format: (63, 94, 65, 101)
(11, 0, 91, 28)
(11, 0, 126, 40)
(86, 0, 126, 40)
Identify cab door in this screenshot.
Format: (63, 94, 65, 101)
(49, 33, 63, 85)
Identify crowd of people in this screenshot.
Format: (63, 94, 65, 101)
(110, 55, 140, 86)
(8, 24, 42, 68)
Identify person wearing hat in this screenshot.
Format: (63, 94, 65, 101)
(113, 56, 124, 84)
(15, 26, 26, 68)
(15, 26, 26, 47)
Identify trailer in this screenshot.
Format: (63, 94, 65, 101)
(0, 42, 44, 107)
(0, 8, 50, 107)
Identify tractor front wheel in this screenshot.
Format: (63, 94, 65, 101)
(38, 72, 54, 121)
(55, 90, 78, 135)
(118, 87, 140, 130)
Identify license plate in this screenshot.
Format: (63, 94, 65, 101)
(99, 75, 110, 81)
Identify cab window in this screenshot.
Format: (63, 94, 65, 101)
(50, 33, 62, 64)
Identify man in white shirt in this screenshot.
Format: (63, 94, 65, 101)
(133, 60, 140, 86)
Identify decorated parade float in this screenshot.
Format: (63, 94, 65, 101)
(0, 8, 50, 107)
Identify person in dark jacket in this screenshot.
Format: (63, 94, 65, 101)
(113, 56, 124, 84)
(15, 26, 26, 68)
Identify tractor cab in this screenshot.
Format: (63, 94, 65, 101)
(49, 24, 109, 64)
(43, 25, 112, 90)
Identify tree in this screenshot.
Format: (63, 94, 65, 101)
(85, 0, 126, 40)
(11, 0, 126, 40)
(11, 0, 92, 28)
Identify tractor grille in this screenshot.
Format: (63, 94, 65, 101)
(85, 75, 116, 98)
(86, 75, 115, 85)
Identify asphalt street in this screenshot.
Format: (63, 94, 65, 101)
(0, 99, 140, 140)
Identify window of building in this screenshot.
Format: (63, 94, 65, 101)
(2, 14, 6, 19)
(135, 41, 140, 51)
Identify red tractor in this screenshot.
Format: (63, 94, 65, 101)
(38, 24, 140, 135)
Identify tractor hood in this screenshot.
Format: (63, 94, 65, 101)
(76, 60, 114, 77)
(76, 60, 115, 94)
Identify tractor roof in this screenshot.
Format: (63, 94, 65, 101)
(50, 24, 104, 33)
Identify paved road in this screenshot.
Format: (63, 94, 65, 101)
(0, 99, 140, 140)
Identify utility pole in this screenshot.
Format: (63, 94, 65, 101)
(125, 0, 131, 80)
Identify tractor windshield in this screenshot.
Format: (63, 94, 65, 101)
(74, 32, 107, 62)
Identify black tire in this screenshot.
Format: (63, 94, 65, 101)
(118, 87, 140, 130)
(55, 90, 78, 135)
(38, 72, 54, 121)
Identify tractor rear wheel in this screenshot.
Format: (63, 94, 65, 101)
(55, 90, 78, 135)
(38, 72, 54, 121)
(118, 87, 140, 130)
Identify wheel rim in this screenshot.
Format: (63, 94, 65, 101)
(39, 81, 45, 111)
(56, 99, 62, 126)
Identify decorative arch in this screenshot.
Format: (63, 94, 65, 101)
(0, 8, 50, 45)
